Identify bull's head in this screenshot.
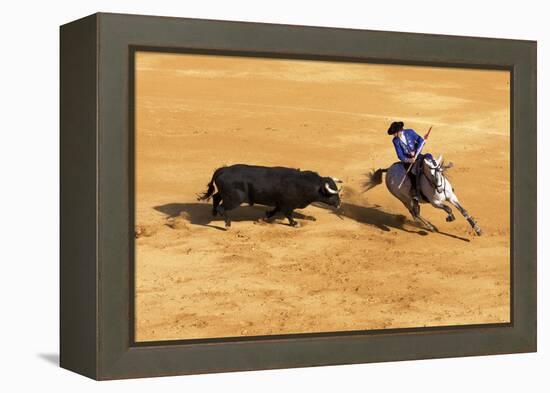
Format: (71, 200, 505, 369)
(320, 177, 342, 208)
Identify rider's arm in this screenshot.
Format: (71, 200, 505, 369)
(410, 130, 424, 151)
(393, 138, 415, 163)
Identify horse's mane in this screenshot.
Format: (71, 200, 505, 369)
(441, 160, 454, 176)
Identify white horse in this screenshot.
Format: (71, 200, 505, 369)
(364, 155, 482, 235)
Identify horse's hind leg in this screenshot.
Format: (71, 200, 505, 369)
(449, 195, 482, 236)
(430, 200, 455, 222)
(416, 214, 438, 232)
(402, 201, 437, 232)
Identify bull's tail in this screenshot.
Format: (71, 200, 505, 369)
(197, 167, 226, 201)
(363, 168, 387, 193)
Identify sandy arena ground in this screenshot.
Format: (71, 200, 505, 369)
(134, 52, 510, 342)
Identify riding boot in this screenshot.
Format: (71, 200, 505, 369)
(410, 161, 421, 216)
(414, 164, 423, 202)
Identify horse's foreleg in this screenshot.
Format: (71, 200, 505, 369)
(430, 200, 455, 222)
(449, 195, 482, 236)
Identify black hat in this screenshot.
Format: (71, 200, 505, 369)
(387, 121, 404, 135)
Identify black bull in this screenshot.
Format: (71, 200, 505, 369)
(197, 164, 342, 227)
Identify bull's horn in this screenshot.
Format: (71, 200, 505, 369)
(325, 182, 339, 194)
(331, 177, 343, 183)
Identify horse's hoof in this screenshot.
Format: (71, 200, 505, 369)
(290, 221, 300, 228)
(446, 215, 455, 222)
(475, 227, 482, 236)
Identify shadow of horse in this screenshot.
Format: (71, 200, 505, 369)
(315, 202, 425, 234)
(314, 202, 470, 242)
(154, 203, 315, 230)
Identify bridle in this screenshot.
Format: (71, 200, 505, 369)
(424, 161, 447, 197)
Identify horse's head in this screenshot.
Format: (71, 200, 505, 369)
(423, 155, 444, 188)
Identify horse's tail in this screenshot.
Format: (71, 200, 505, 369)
(197, 167, 226, 201)
(363, 168, 387, 193)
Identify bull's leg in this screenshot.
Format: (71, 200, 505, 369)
(265, 206, 280, 221)
(217, 200, 242, 229)
(449, 194, 482, 236)
(284, 209, 299, 227)
(216, 204, 231, 228)
(430, 200, 455, 222)
(217, 190, 245, 229)
(212, 193, 221, 216)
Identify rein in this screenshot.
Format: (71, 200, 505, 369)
(424, 168, 448, 198)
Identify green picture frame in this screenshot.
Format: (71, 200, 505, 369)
(60, 12, 536, 380)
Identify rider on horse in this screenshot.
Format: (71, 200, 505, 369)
(387, 121, 432, 212)
(362, 121, 482, 235)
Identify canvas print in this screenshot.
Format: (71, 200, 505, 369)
(134, 51, 510, 342)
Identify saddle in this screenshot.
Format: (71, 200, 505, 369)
(399, 161, 430, 202)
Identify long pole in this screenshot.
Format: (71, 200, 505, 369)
(397, 126, 432, 189)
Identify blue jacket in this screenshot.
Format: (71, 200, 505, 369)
(392, 129, 424, 162)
